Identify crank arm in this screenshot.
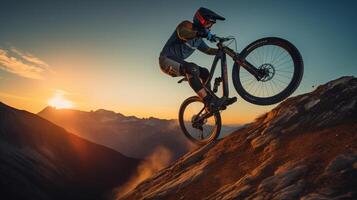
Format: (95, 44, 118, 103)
(193, 111, 214, 124)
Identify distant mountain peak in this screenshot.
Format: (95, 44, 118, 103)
(39, 105, 56, 112)
(94, 108, 116, 114)
(38, 105, 79, 115)
(94, 108, 124, 117)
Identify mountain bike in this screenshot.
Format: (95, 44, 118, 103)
(178, 36, 303, 144)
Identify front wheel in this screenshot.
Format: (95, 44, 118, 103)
(232, 37, 304, 105)
(178, 96, 221, 145)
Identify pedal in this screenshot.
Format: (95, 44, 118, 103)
(227, 97, 237, 105)
(223, 97, 237, 107)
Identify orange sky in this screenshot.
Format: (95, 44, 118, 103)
(0, 44, 276, 125)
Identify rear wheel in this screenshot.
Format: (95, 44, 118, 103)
(178, 96, 221, 145)
(232, 37, 304, 105)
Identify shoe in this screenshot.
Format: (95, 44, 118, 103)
(225, 96, 237, 106)
(204, 96, 237, 113)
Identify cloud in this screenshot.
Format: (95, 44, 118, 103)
(0, 91, 31, 101)
(0, 47, 54, 80)
(0, 91, 41, 103)
(51, 89, 71, 95)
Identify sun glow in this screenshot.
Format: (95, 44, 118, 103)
(48, 90, 74, 109)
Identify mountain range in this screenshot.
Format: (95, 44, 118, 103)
(37, 107, 194, 159)
(38, 107, 239, 160)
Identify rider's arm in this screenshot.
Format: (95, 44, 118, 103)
(176, 20, 214, 42)
(197, 41, 219, 55)
(176, 21, 198, 41)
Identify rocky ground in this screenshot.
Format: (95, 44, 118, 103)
(121, 76, 357, 200)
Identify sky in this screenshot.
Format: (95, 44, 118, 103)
(0, 0, 356, 125)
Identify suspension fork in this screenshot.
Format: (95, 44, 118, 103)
(223, 46, 263, 81)
(235, 56, 263, 81)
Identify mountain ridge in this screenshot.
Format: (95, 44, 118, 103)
(0, 101, 140, 200)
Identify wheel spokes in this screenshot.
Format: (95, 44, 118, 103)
(183, 101, 216, 141)
(239, 45, 295, 98)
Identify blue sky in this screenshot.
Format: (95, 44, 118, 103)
(0, 0, 356, 124)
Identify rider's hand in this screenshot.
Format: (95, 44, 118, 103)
(206, 31, 213, 41)
(207, 32, 217, 42)
(197, 28, 216, 42)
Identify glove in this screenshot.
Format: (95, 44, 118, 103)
(197, 28, 216, 42)
(206, 31, 213, 41)
(206, 31, 217, 42)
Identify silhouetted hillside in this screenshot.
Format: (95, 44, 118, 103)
(0, 102, 139, 200)
(122, 76, 357, 200)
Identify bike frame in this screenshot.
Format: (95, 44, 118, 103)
(190, 40, 262, 121)
(205, 41, 261, 98)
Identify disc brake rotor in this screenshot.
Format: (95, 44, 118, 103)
(259, 63, 275, 82)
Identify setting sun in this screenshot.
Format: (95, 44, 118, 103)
(48, 91, 74, 109)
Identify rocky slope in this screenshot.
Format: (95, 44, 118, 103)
(0, 102, 139, 200)
(37, 107, 194, 159)
(122, 76, 357, 200)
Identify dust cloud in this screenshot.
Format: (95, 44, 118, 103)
(113, 146, 172, 199)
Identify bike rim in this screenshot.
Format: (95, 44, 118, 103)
(240, 45, 295, 98)
(182, 100, 218, 142)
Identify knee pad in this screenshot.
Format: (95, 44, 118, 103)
(184, 62, 200, 76)
(200, 67, 209, 80)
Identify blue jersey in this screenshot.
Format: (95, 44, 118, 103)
(160, 21, 214, 61)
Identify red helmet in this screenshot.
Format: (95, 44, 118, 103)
(193, 7, 225, 28)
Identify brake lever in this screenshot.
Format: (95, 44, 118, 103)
(211, 35, 230, 43)
(222, 38, 231, 42)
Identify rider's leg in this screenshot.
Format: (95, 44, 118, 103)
(182, 62, 211, 100)
(183, 62, 237, 111)
(198, 67, 211, 90)
(159, 58, 236, 111)
(159, 57, 211, 100)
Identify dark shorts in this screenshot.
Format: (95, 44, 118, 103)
(159, 56, 184, 77)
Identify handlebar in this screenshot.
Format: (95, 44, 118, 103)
(211, 35, 234, 43)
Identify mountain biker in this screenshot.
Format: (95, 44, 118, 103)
(159, 7, 237, 112)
